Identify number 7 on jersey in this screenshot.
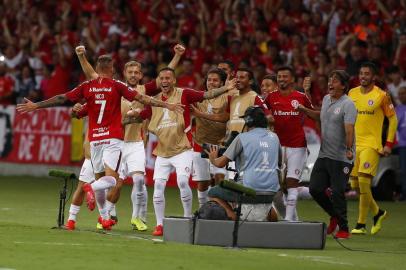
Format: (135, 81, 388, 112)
(95, 100, 106, 124)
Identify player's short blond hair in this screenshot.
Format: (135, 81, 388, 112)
(124, 61, 142, 71)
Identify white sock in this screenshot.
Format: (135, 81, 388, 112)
(285, 188, 299, 221)
(91, 176, 116, 191)
(68, 204, 80, 221)
(141, 185, 148, 222)
(177, 175, 192, 218)
(297, 186, 312, 200)
(153, 179, 166, 226)
(197, 189, 209, 208)
(131, 174, 145, 219)
(104, 200, 115, 218)
(95, 190, 106, 216)
(110, 204, 117, 217)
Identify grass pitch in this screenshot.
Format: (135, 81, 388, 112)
(0, 176, 406, 270)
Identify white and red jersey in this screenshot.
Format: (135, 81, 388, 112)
(265, 90, 312, 147)
(65, 77, 139, 142)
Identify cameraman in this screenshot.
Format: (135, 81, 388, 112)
(206, 106, 281, 221)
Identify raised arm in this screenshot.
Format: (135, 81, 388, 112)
(202, 79, 236, 100)
(75, 46, 98, 80)
(17, 95, 68, 113)
(167, 44, 185, 70)
(297, 104, 321, 121)
(134, 93, 184, 113)
(191, 105, 229, 123)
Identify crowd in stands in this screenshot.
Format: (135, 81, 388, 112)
(0, 0, 405, 108)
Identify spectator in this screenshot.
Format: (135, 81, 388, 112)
(387, 66, 406, 105)
(16, 64, 39, 104)
(177, 58, 202, 89)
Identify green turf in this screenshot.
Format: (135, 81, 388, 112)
(0, 176, 405, 270)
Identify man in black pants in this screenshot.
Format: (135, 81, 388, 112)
(298, 70, 356, 239)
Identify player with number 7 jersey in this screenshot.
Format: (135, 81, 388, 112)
(16, 54, 183, 229)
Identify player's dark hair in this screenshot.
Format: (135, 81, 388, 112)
(218, 60, 235, 70)
(262, 73, 277, 83)
(277, 66, 296, 79)
(204, 68, 227, 91)
(360, 61, 378, 75)
(329, 70, 350, 93)
(96, 55, 113, 70)
(159, 67, 176, 76)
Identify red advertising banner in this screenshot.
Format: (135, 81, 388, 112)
(0, 106, 73, 165)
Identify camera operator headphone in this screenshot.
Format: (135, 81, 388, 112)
(242, 106, 268, 128)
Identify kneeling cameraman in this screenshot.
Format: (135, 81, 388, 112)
(206, 106, 281, 221)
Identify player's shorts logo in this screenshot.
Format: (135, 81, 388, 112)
(185, 167, 190, 173)
(291, 100, 299, 109)
(334, 108, 341, 114)
(368, 100, 374, 106)
(343, 167, 349, 174)
(364, 162, 370, 169)
(295, 169, 300, 175)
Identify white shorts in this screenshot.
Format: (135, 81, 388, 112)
(79, 158, 95, 183)
(209, 163, 227, 176)
(90, 138, 123, 174)
(192, 152, 227, 181)
(282, 147, 307, 180)
(119, 141, 145, 179)
(153, 150, 193, 180)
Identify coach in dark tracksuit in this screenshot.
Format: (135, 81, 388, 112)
(299, 70, 356, 239)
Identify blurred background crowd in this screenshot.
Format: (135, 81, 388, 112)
(0, 0, 405, 109)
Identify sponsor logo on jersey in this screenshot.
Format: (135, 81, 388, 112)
(273, 110, 300, 116)
(89, 87, 112, 93)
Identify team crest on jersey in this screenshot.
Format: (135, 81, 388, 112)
(364, 162, 370, 169)
(334, 107, 341, 114)
(368, 100, 374, 106)
(343, 167, 349, 174)
(291, 100, 299, 109)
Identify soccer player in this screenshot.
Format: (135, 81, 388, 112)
(125, 67, 236, 236)
(349, 62, 398, 235)
(260, 73, 278, 99)
(16, 54, 184, 230)
(75, 44, 186, 230)
(264, 66, 313, 221)
(192, 68, 229, 207)
(192, 68, 272, 133)
(64, 106, 95, 230)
